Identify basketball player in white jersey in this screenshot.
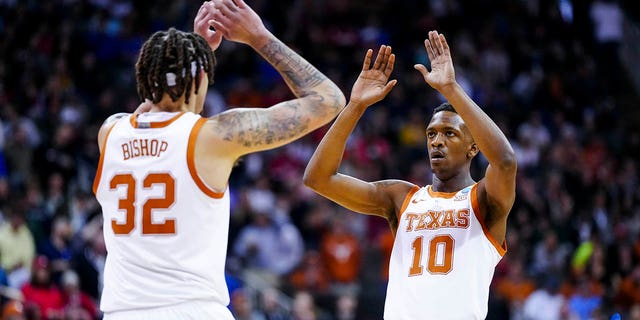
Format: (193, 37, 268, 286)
(93, 1, 346, 319)
(304, 31, 517, 319)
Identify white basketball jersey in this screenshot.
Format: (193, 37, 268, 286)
(93, 112, 231, 314)
(384, 184, 506, 320)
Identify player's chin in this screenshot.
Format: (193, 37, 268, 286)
(429, 158, 447, 169)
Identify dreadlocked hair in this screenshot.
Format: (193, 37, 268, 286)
(135, 28, 216, 105)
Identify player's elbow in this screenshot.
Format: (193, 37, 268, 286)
(496, 150, 517, 173)
(302, 168, 327, 191)
(319, 84, 346, 114)
(302, 169, 319, 190)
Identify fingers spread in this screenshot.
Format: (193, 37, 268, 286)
(440, 33, 449, 53)
(362, 49, 373, 71)
(373, 45, 386, 70)
(379, 45, 391, 72)
(424, 39, 435, 62)
(384, 53, 395, 76)
(414, 64, 429, 80)
(383, 79, 397, 95)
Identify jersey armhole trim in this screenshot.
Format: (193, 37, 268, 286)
(397, 185, 420, 222)
(92, 123, 117, 195)
(471, 184, 507, 256)
(187, 118, 225, 199)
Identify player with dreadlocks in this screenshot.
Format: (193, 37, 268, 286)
(92, 1, 346, 319)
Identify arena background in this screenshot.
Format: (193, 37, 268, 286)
(1, 0, 639, 319)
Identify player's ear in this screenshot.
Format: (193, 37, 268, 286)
(467, 143, 479, 159)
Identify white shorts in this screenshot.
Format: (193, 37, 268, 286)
(103, 300, 234, 320)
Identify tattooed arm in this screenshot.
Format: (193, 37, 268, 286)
(204, 0, 345, 156)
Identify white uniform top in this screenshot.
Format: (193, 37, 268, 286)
(93, 112, 231, 315)
(384, 183, 506, 320)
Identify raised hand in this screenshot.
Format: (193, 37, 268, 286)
(350, 45, 397, 107)
(414, 31, 456, 92)
(208, 0, 269, 47)
(194, 2, 223, 51)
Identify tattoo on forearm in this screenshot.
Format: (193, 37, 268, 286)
(260, 39, 326, 93)
(215, 107, 310, 147)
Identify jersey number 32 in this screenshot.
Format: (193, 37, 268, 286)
(109, 173, 176, 235)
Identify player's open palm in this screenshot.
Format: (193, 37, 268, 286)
(350, 45, 397, 107)
(415, 31, 456, 92)
(208, 0, 267, 46)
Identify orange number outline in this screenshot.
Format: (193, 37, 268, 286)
(109, 173, 176, 236)
(142, 173, 176, 235)
(110, 174, 136, 235)
(408, 234, 455, 276)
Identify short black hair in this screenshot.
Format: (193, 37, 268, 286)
(135, 28, 216, 104)
(432, 102, 457, 115)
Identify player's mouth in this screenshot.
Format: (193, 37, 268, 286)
(430, 150, 446, 162)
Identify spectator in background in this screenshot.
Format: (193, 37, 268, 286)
(71, 217, 105, 301)
(590, 0, 624, 93)
(495, 258, 536, 318)
(530, 230, 571, 277)
(2, 300, 25, 320)
(568, 277, 603, 320)
(291, 291, 324, 320)
(233, 194, 304, 286)
(0, 206, 35, 289)
(20, 256, 64, 320)
(521, 274, 567, 320)
(259, 288, 290, 320)
(320, 217, 361, 296)
(230, 288, 266, 320)
(60, 269, 98, 320)
(37, 216, 73, 281)
(288, 250, 331, 295)
(615, 265, 640, 310)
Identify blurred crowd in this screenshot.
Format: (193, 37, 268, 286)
(0, 0, 639, 319)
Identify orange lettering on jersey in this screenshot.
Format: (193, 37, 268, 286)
(121, 139, 169, 160)
(150, 139, 159, 156)
(159, 141, 168, 154)
(441, 210, 456, 227)
(122, 143, 131, 160)
(441, 209, 455, 227)
(426, 211, 442, 229)
(456, 209, 469, 228)
(405, 209, 472, 233)
(139, 138, 148, 156)
(405, 213, 419, 232)
(414, 213, 428, 231)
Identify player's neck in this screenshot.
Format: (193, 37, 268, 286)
(150, 94, 193, 113)
(431, 170, 475, 193)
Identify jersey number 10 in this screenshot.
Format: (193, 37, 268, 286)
(109, 173, 176, 235)
(409, 235, 454, 275)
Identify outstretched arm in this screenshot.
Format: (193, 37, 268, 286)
(415, 31, 516, 242)
(303, 46, 413, 224)
(204, 0, 345, 157)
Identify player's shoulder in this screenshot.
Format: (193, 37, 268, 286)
(103, 112, 132, 126)
(374, 179, 419, 203)
(97, 113, 130, 152)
